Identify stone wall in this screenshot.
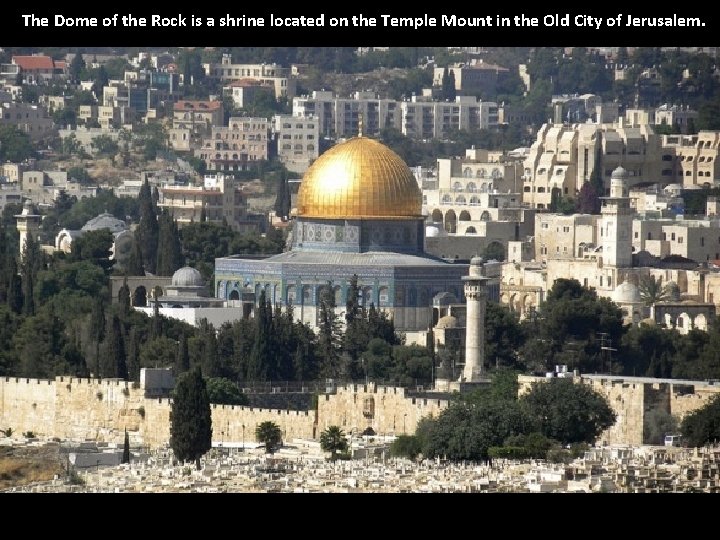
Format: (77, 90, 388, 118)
(6, 374, 716, 449)
(0, 377, 444, 449)
(518, 375, 720, 445)
(317, 383, 448, 437)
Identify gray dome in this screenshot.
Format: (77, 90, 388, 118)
(171, 266, 204, 287)
(81, 212, 128, 234)
(436, 315, 459, 329)
(613, 281, 641, 304)
(611, 166, 628, 180)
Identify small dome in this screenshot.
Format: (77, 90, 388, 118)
(470, 256, 485, 266)
(613, 281, 641, 304)
(611, 166, 628, 180)
(81, 212, 128, 234)
(425, 224, 446, 238)
(171, 266, 204, 287)
(436, 315, 459, 329)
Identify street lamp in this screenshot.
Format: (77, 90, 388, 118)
(242, 424, 245, 452)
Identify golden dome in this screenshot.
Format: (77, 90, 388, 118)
(297, 136, 422, 219)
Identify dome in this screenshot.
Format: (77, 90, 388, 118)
(436, 315, 459, 329)
(425, 223, 446, 238)
(171, 266, 204, 287)
(81, 212, 128, 234)
(611, 166, 628, 180)
(613, 281, 641, 304)
(296, 136, 422, 219)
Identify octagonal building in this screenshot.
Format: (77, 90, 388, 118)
(214, 133, 468, 339)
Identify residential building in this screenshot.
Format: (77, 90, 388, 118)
(523, 121, 662, 209)
(170, 99, 224, 151)
(3, 55, 66, 85)
(660, 131, 720, 188)
(433, 60, 510, 97)
(158, 173, 255, 233)
(204, 55, 296, 99)
(223, 79, 275, 109)
(0, 101, 54, 141)
(194, 117, 269, 173)
(273, 114, 319, 174)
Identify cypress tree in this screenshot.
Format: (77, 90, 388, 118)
(101, 314, 127, 379)
(247, 290, 272, 381)
(126, 239, 144, 276)
(156, 210, 183, 276)
(6, 257, 23, 314)
(317, 283, 342, 379)
(135, 178, 159, 274)
(274, 172, 292, 221)
(170, 365, 212, 467)
(126, 326, 141, 382)
(122, 429, 130, 464)
(176, 331, 190, 376)
(88, 296, 106, 377)
(20, 234, 42, 316)
(200, 320, 219, 378)
(118, 276, 131, 319)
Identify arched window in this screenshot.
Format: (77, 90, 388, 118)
(467, 182, 476, 193)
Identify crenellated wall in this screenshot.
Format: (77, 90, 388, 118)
(5, 373, 716, 448)
(0, 377, 445, 448)
(518, 375, 720, 445)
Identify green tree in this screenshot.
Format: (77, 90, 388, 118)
(135, 179, 159, 274)
(317, 284, 342, 379)
(176, 332, 190, 376)
(100, 314, 127, 380)
(319, 425, 348, 461)
(156, 209, 183, 276)
(247, 290, 272, 381)
(0, 126, 35, 162)
(520, 378, 616, 445)
(170, 366, 212, 467)
(680, 394, 720, 447)
(273, 172, 292, 221)
(205, 377, 249, 405)
(122, 429, 130, 464)
(255, 421, 283, 454)
(69, 51, 86, 84)
(70, 229, 114, 272)
(389, 435, 423, 460)
(638, 275, 672, 306)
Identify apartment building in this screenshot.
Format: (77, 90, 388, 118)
(194, 117, 269, 173)
(0, 101, 54, 141)
(158, 173, 255, 233)
(204, 55, 296, 99)
(272, 114, 320, 174)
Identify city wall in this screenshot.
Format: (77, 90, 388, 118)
(0, 377, 442, 449)
(4, 374, 719, 449)
(518, 375, 720, 445)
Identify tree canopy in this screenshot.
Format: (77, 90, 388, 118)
(170, 366, 212, 465)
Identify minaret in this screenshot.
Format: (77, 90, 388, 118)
(14, 200, 41, 261)
(462, 256, 488, 382)
(599, 166, 633, 268)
